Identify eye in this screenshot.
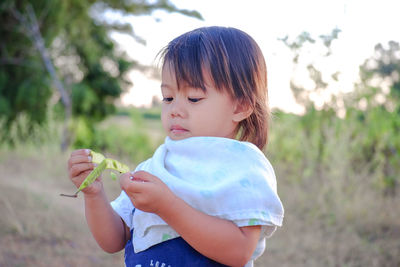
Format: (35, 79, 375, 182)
(162, 97, 173, 102)
(188, 97, 203, 103)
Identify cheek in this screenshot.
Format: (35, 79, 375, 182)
(193, 110, 222, 131)
(161, 108, 169, 131)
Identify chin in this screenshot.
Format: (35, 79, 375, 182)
(169, 134, 191, 140)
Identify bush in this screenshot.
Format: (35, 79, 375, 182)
(72, 109, 158, 165)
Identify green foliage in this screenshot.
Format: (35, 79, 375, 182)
(270, 105, 399, 197)
(351, 41, 400, 194)
(0, 0, 201, 146)
(0, 0, 63, 144)
(280, 28, 342, 111)
(346, 107, 400, 195)
(279, 30, 399, 195)
(73, 116, 95, 149)
(356, 41, 400, 112)
(270, 107, 337, 181)
(140, 107, 162, 120)
(73, 110, 155, 165)
(94, 125, 153, 164)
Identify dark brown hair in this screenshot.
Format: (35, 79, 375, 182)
(159, 26, 269, 149)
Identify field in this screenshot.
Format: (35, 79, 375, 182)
(0, 143, 125, 266)
(0, 114, 399, 267)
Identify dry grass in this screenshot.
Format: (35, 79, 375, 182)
(0, 117, 399, 267)
(0, 144, 124, 267)
(255, 117, 400, 267)
(256, 164, 400, 267)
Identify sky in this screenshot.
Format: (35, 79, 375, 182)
(111, 0, 400, 113)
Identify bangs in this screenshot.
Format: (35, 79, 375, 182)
(159, 30, 210, 92)
(159, 26, 266, 100)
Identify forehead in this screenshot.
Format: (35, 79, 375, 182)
(161, 62, 213, 92)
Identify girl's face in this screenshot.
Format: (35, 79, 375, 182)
(161, 64, 242, 141)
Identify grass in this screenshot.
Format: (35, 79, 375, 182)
(256, 112, 400, 267)
(0, 142, 124, 267)
(257, 162, 400, 267)
(0, 115, 399, 266)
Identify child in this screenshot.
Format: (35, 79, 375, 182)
(67, 26, 284, 267)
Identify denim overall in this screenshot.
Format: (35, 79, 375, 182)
(124, 230, 231, 267)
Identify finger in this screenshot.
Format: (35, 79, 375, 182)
(120, 173, 149, 194)
(71, 169, 92, 184)
(72, 170, 102, 189)
(68, 154, 93, 168)
(70, 149, 91, 157)
(119, 172, 136, 192)
(119, 171, 147, 185)
(69, 162, 96, 178)
(68, 149, 91, 167)
(131, 171, 155, 182)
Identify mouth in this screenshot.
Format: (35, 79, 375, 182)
(170, 124, 189, 135)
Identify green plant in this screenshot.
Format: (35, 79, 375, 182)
(60, 150, 130, 198)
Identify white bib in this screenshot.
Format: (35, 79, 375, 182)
(111, 136, 284, 256)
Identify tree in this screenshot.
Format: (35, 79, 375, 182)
(278, 29, 342, 177)
(0, 0, 201, 148)
(3, 3, 73, 149)
(355, 41, 400, 112)
(352, 41, 400, 196)
(279, 28, 341, 112)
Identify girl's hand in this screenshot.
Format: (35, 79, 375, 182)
(67, 149, 103, 197)
(119, 171, 175, 214)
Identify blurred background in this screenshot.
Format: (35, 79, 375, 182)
(0, 0, 399, 266)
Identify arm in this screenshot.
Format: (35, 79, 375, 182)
(120, 171, 261, 267)
(84, 189, 130, 253)
(160, 194, 261, 266)
(68, 149, 130, 253)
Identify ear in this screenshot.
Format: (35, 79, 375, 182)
(232, 101, 253, 122)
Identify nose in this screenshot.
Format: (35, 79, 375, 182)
(170, 98, 186, 118)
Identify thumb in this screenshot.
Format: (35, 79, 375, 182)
(130, 170, 156, 182)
